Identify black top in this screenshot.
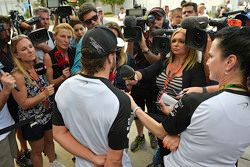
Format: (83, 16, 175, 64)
(48, 47, 75, 80)
(139, 60, 207, 89)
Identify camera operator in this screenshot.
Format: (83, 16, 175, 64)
(127, 7, 168, 154)
(0, 15, 32, 167)
(169, 8, 182, 29)
(33, 7, 55, 63)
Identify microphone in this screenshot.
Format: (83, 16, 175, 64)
(120, 65, 135, 80)
(150, 29, 176, 36)
(0, 62, 19, 91)
(181, 16, 209, 30)
(124, 16, 137, 27)
(54, 50, 69, 69)
(34, 63, 47, 75)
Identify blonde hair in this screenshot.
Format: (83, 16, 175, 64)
(167, 28, 198, 70)
(10, 35, 38, 85)
(54, 23, 74, 36)
(105, 22, 127, 66)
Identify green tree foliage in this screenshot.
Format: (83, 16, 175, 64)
(100, 0, 125, 13)
(78, 0, 88, 6)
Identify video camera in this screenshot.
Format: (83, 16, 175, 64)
(9, 10, 40, 35)
(47, 0, 72, 21)
(123, 5, 148, 42)
(180, 11, 249, 52)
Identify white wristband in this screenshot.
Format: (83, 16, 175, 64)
(132, 106, 141, 117)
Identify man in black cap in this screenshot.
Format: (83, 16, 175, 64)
(128, 7, 167, 153)
(52, 26, 132, 167)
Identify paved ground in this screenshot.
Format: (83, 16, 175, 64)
(15, 121, 250, 166)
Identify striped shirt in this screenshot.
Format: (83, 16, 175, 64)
(156, 69, 183, 99)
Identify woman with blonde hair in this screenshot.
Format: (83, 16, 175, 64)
(10, 35, 64, 167)
(130, 26, 250, 167)
(126, 28, 206, 166)
(44, 23, 75, 90)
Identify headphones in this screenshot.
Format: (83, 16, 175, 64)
(147, 7, 169, 29)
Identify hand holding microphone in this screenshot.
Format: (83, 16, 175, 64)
(0, 62, 19, 91)
(0, 72, 17, 93)
(120, 65, 139, 91)
(42, 84, 54, 98)
(62, 67, 70, 79)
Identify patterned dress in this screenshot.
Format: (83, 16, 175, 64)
(18, 75, 52, 125)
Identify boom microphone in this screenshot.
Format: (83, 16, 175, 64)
(120, 65, 135, 80)
(150, 29, 176, 36)
(124, 16, 137, 27)
(0, 62, 19, 91)
(181, 16, 209, 30)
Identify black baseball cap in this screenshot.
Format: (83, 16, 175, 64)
(81, 26, 117, 59)
(148, 7, 166, 17)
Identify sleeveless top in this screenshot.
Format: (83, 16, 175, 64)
(48, 47, 75, 80)
(18, 75, 52, 125)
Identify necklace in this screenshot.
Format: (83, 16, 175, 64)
(219, 84, 248, 91)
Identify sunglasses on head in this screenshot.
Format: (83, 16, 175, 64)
(84, 15, 98, 25)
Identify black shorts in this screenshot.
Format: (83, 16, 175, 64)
(21, 120, 52, 141)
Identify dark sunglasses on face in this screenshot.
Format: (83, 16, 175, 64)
(84, 15, 98, 25)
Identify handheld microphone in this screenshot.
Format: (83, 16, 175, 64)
(0, 62, 19, 91)
(120, 65, 135, 80)
(124, 16, 137, 27)
(181, 16, 209, 30)
(34, 63, 47, 75)
(54, 50, 69, 69)
(150, 29, 176, 36)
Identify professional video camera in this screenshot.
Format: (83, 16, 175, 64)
(182, 7, 250, 52)
(47, 0, 72, 23)
(9, 10, 40, 35)
(123, 4, 149, 42)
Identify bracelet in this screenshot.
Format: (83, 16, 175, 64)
(132, 106, 141, 117)
(202, 87, 208, 93)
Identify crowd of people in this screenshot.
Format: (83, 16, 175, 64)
(0, 1, 250, 167)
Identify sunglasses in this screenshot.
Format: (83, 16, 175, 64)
(84, 15, 98, 25)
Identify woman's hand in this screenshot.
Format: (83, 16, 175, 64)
(62, 67, 71, 79)
(176, 87, 203, 99)
(162, 135, 180, 152)
(43, 84, 55, 97)
(158, 100, 172, 115)
(0, 72, 16, 93)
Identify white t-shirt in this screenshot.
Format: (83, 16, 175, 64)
(36, 31, 55, 63)
(163, 90, 250, 167)
(0, 85, 15, 141)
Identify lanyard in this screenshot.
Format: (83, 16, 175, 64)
(163, 63, 183, 92)
(219, 84, 248, 91)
